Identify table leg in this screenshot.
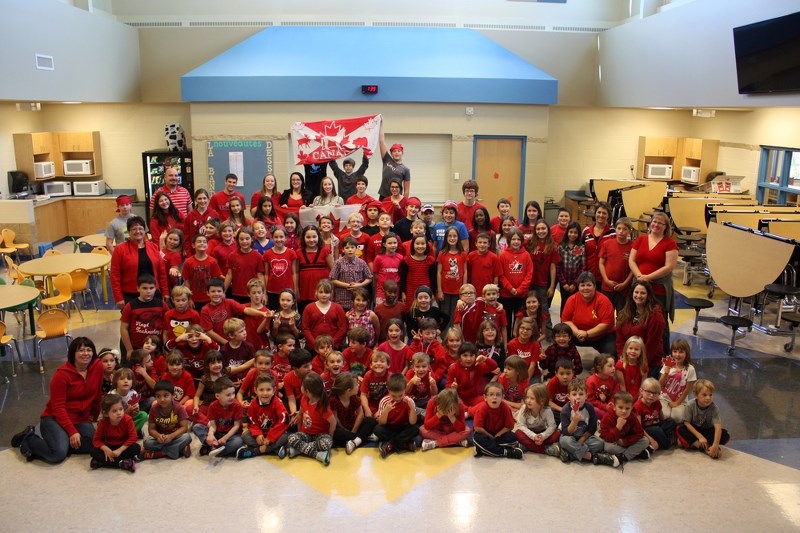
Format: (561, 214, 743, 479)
(28, 303, 35, 336)
(101, 267, 109, 303)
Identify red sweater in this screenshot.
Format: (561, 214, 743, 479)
(110, 240, 169, 303)
(93, 414, 138, 448)
(498, 248, 533, 298)
(246, 397, 289, 442)
(183, 208, 220, 255)
(301, 302, 348, 348)
(446, 358, 498, 402)
(409, 338, 449, 381)
(423, 397, 467, 433)
(41, 359, 104, 437)
(600, 409, 645, 447)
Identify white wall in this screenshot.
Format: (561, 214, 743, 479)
(0, 0, 140, 102)
(599, 0, 800, 108)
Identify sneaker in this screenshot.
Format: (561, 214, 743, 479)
(236, 446, 257, 460)
(208, 446, 225, 458)
(421, 439, 437, 451)
(287, 446, 300, 459)
(545, 443, 561, 458)
(506, 447, 524, 460)
(379, 442, 394, 459)
(345, 440, 357, 455)
(181, 444, 192, 458)
(315, 449, 331, 465)
(119, 458, 136, 473)
(140, 450, 164, 460)
(11, 425, 34, 448)
(405, 442, 416, 452)
(460, 439, 470, 448)
(277, 446, 287, 459)
(636, 448, 651, 460)
(559, 448, 572, 463)
(89, 458, 103, 470)
(367, 433, 379, 442)
(474, 448, 483, 458)
(592, 451, 620, 468)
(199, 445, 211, 456)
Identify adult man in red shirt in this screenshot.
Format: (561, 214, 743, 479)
(209, 173, 246, 219)
(150, 166, 192, 217)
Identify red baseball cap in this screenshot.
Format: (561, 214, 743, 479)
(390, 143, 404, 152)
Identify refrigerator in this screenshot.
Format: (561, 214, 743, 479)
(142, 150, 194, 225)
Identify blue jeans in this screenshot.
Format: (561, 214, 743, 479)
(143, 433, 192, 459)
(559, 433, 604, 461)
(19, 417, 95, 464)
(192, 424, 243, 457)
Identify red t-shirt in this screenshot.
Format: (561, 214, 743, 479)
(298, 395, 333, 436)
(377, 394, 413, 428)
(200, 298, 246, 339)
(206, 399, 244, 434)
(376, 341, 412, 375)
(634, 398, 662, 428)
(243, 303, 269, 350)
(181, 255, 223, 303)
(226, 249, 265, 297)
(296, 247, 331, 302)
(561, 291, 615, 337)
(283, 370, 304, 402)
(472, 400, 515, 435)
(616, 359, 646, 399)
(161, 369, 196, 402)
(163, 307, 201, 343)
(373, 253, 403, 300)
(631, 235, 678, 296)
(467, 251, 502, 296)
(507, 337, 542, 376)
(210, 240, 237, 272)
(121, 298, 169, 349)
(263, 247, 297, 294)
(373, 302, 406, 343)
(598, 238, 633, 291)
(546, 376, 570, 407)
(457, 201, 486, 232)
(343, 346, 372, 378)
(360, 370, 389, 413)
(402, 254, 435, 303)
(437, 251, 468, 295)
(529, 242, 561, 287)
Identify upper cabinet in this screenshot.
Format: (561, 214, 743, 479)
(637, 135, 719, 184)
(13, 131, 103, 180)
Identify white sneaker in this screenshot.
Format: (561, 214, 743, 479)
(345, 440, 357, 455)
(421, 439, 437, 451)
(208, 446, 225, 457)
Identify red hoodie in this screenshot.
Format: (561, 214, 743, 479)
(40, 359, 104, 437)
(498, 248, 533, 298)
(600, 409, 646, 447)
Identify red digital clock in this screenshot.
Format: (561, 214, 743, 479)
(361, 85, 379, 95)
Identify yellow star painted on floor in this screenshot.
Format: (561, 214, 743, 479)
(266, 447, 471, 515)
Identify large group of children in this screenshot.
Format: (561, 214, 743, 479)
(70, 176, 730, 472)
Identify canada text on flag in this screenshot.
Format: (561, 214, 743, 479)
(291, 114, 382, 165)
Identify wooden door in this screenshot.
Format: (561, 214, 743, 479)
(473, 137, 525, 220)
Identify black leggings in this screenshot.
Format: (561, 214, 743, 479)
(90, 443, 141, 468)
(333, 417, 378, 447)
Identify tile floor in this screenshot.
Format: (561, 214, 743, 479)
(1, 250, 799, 531)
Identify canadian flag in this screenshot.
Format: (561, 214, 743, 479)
(291, 114, 382, 165)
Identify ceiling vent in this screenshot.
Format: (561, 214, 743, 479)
(35, 54, 54, 71)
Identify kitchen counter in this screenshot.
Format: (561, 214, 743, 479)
(0, 191, 138, 249)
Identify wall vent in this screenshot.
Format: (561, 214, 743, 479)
(188, 21, 273, 27)
(125, 21, 183, 28)
(373, 21, 457, 28)
(35, 54, 54, 70)
(280, 21, 366, 26)
(551, 25, 608, 33)
(465, 23, 547, 31)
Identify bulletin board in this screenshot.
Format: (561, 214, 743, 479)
(206, 140, 275, 203)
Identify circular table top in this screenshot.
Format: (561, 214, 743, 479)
(77, 234, 108, 247)
(0, 284, 40, 310)
(19, 253, 111, 277)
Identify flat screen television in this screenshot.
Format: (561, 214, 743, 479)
(733, 11, 800, 94)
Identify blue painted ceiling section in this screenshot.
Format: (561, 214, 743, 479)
(181, 27, 558, 105)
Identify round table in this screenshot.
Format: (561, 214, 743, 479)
(19, 254, 111, 302)
(77, 234, 108, 248)
(0, 284, 40, 335)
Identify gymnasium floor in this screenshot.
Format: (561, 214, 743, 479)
(1, 253, 799, 532)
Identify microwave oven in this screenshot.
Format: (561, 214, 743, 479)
(63, 160, 94, 176)
(34, 161, 55, 180)
(43, 181, 72, 197)
(73, 180, 106, 196)
(645, 164, 673, 180)
(681, 166, 701, 184)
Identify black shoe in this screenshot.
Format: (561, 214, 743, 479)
(11, 425, 34, 448)
(636, 448, 651, 460)
(592, 451, 620, 468)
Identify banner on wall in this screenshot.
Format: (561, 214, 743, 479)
(299, 204, 362, 232)
(290, 114, 382, 165)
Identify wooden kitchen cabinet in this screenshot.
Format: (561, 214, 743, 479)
(34, 201, 68, 242)
(65, 199, 118, 236)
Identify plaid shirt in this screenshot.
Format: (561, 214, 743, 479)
(331, 255, 373, 309)
(557, 243, 586, 286)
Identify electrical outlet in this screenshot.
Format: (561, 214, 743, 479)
(630, 164, 635, 172)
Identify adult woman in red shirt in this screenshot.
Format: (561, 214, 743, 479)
(615, 280, 666, 378)
(628, 211, 678, 354)
(561, 271, 617, 356)
(12, 338, 104, 463)
(110, 216, 169, 308)
(279, 172, 313, 218)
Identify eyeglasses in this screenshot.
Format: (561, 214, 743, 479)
(641, 390, 659, 395)
(460, 291, 476, 296)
